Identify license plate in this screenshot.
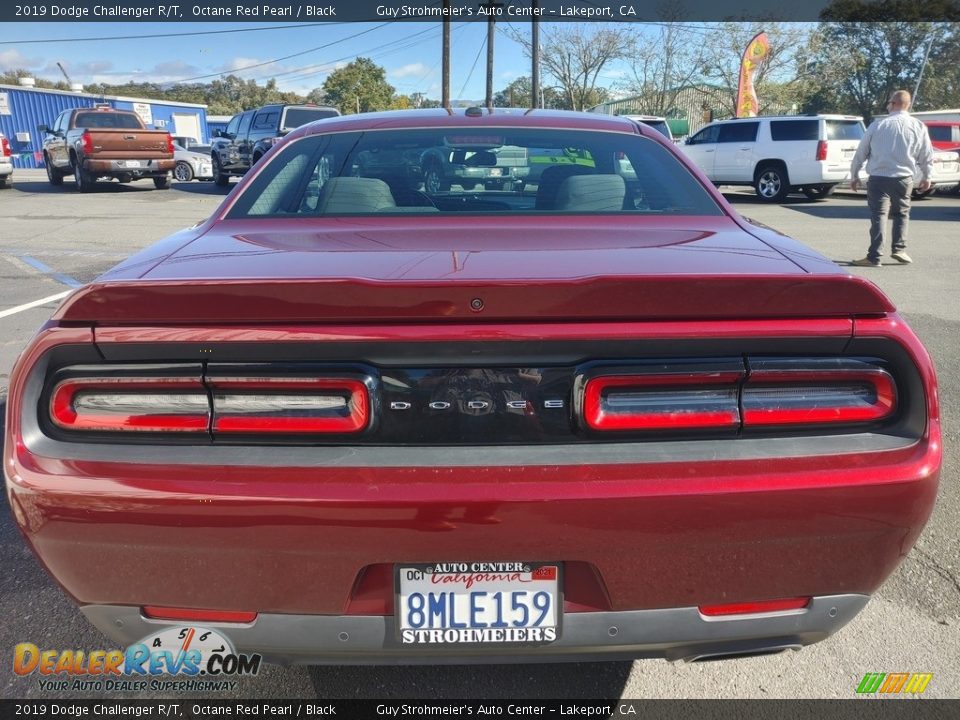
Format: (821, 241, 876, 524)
(396, 562, 561, 645)
(488, 168, 503, 177)
(124, 160, 141, 168)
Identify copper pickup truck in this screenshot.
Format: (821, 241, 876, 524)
(40, 106, 175, 191)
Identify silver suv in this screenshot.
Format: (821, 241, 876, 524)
(681, 115, 865, 202)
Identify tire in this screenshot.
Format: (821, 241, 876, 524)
(72, 156, 95, 193)
(0, 175, 8, 189)
(174, 161, 194, 182)
(802, 184, 836, 200)
(45, 155, 64, 186)
(153, 175, 171, 190)
(754, 164, 791, 203)
(423, 164, 449, 193)
(212, 154, 230, 187)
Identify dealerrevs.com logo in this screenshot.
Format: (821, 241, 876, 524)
(14, 626, 261, 692)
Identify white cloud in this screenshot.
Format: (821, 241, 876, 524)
(0, 49, 43, 70)
(391, 63, 429, 79)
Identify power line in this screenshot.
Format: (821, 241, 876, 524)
(0, 23, 346, 46)
(458, 30, 488, 100)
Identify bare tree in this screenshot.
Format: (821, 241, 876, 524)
(619, 10, 710, 116)
(504, 23, 632, 111)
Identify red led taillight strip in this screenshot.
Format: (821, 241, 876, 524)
(50, 377, 209, 433)
(142, 606, 257, 623)
(208, 377, 370, 434)
(742, 368, 896, 426)
(583, 372, 743, 431)
(699, 597, 811, 617)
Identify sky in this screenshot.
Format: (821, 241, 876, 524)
(2, 21, 615, 104)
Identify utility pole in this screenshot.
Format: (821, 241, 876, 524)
(531, 0, 540, 108)
(480, 0, 504, 109)
(913, 32, 936, 108)
(442, 0, 450, 108)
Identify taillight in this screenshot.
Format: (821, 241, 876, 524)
(742, 361, 896, 427)
(580, 365, 743, 431)
(81, 131, 94, 155)
(1, 136, 10, 157)
(699, 597, 810, 617)
(579, 358, 896, 433)
(165, 133, 175, 154)
(815, 140, 828, 161)
(50, 376, 209, 433)
(208, 375, 370, 434)
(142, 607, 257, 624)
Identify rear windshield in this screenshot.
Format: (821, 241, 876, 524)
(825, 120, 864, 140)
(74, 112, 143, 129)
(637, 119, 671, 138)
(280, 108, 340, 132)
(927, 126, 952, 142)
(227, 128, 723, 218)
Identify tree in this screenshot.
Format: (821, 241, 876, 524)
(321, 58, 395, 115)
(699, 23, 816, 117)
(504, 24, 632, 111)
(808, 2, 960, 119)
(619, 12, 710, 116)
(493, 76, 565, 109)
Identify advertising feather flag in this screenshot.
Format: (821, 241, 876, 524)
(736, 32, 770, 118)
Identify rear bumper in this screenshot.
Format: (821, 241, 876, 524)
(81, 594, 869, 664)
(83, 158, 174, 175)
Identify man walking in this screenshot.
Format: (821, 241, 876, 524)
(850, 89, 933, 267)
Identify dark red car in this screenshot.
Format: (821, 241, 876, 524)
(5, 109, 940, 664)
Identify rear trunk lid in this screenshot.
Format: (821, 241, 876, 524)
(54, 216, 894, 324)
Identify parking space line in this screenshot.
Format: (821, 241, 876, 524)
(18, 255, 84, 288)
(0, 291, 71, 320)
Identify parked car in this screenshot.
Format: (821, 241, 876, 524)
(211, 103, 340, 186)
(621, 115, 674, 142)
(923, 120, 960, 151)
(5, 108, 939, 665)
(853, 149, 959, 199)
(681, 114, 865, 202)
(173, 142, 213, 182)
(0, 132, 12, 189)
(39, 105, 175, 191)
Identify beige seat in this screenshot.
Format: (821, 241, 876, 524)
(534, 165, 595, 209)
(317, 177, 397, 213)
(554, 174, 626, 212)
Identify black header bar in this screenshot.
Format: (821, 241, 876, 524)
(5, 0, 960, 24)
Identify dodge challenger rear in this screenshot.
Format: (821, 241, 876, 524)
(4, 109, 940, 664)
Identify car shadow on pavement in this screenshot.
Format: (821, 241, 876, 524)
(170, 182, 232, 195)
(781, 202, 959, 222)
(8, 180, 161, 194)
(307, 661, 633, 699)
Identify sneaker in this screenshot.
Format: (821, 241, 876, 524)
(891, 251, 912, 264)
(852, 257, 881, 267)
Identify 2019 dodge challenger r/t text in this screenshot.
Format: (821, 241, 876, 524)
(4, 109, 940, 664)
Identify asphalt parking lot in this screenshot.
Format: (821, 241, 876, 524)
(1, 169, 958, 701)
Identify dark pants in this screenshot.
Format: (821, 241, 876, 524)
(866, 175, 913, 262)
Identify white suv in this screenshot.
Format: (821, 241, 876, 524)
(680, 115, 865, 202)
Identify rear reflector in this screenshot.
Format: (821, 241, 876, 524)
(50, 377, 209, 433)
(743, 367, 896, 426)
(209, 376, 370, 434)
(699, 597, 811, 617)
(142, 606, 257, 624)
(583, 372, 742, 431)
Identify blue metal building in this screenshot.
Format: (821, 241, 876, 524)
(0, 82, 208, 169)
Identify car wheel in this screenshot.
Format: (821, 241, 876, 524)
(0, 175, 8, 189)
(754, 164, 790, 203)
(912, 186, 935, 200)
(174, 161, 194, 182)
(802, 184, 836, 200)
(212, 154, 230, 187)
(45, 155, 64, 186)
(424, 165, 449, 193)
(72, 157, 95, 193)
(153, 175, 171, 190)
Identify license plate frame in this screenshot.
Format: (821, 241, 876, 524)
(395, 562, 563, 646)
(123, 160, 142, 168)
